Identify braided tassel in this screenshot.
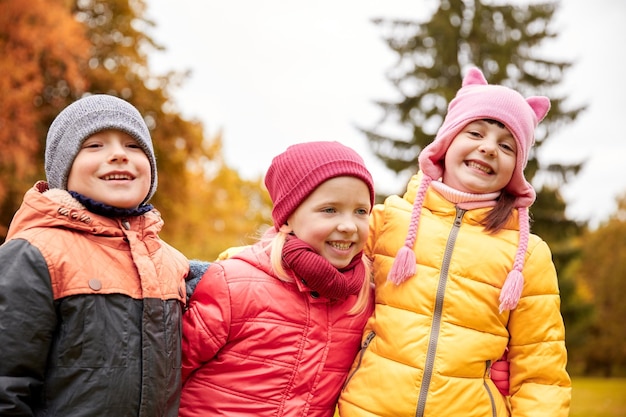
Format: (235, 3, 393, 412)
(499, 207, 530, 312)
(387, 245, 416, 285)
(387, 176, 431, 285)
(499, 269, 524, 312)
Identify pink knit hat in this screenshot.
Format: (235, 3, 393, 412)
(265, 141, 375, 229)
(388, 68, 550, 312)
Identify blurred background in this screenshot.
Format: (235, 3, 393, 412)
(1, 0, 624, 414)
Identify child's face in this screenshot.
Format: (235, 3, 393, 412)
(286, 176, 371, 269)
(67, 129, 151, 209)
(442, 120, 517, 194)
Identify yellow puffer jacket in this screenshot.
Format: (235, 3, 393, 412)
(339, 173, 571, 417)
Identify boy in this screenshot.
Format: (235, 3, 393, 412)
(0, 95, 189, 416)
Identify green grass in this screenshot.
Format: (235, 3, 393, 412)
(570, 377, 626, 417)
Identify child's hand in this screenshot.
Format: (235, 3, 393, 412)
(186, 260, 211, 303)
(491, 351, 510, 396)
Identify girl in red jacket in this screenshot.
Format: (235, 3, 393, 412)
(179, 141, 375, 417)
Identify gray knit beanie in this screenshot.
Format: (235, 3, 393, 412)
(45, 94, 157, 205)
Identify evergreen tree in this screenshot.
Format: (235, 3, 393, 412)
(364, 0, 584, 186)
(364, 0, 589, 353)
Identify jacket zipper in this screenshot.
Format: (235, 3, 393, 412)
(342, 331, 376, 391)
(484, 360, 498, 417)
(415, 207, 465, 417)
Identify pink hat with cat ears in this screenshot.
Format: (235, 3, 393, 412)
(388, 67, 551, 312)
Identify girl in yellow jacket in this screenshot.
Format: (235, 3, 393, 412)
(338, 67, 571, 417)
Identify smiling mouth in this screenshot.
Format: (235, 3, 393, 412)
(102, 174, 133, 180)
(466, 161, 493, 174)
(329, 242, 352, 250)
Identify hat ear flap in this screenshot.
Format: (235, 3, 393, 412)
(526, 96, 551, 123)
(463, 67, 488, 87)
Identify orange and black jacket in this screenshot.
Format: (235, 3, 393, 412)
(0, 182, 189, 416)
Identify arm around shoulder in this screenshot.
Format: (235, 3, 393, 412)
(182, 262, 232, 382)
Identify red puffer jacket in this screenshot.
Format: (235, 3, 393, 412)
(180, 240, 373, 417)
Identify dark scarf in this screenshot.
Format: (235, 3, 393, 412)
(69, 191, 154, 218)
(282, 235, 365, 300)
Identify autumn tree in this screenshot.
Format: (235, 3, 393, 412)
(69, 0, 208, 218)
(167, 131, 272, 260)
(0, 0, 272, 257)
(68, 0, 272, 257)
(533, 187, 593, 373)
(0, 0, 91, 236)
(573, 193, 626, 377)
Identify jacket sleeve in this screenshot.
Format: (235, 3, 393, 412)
(365, 203, 386, 260)
(181, 262, 232, 383)
(507, 239, 572, 416)
(0, 239, 56, 416)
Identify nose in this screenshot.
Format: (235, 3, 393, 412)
(337, 216, 358, 233)
(478, 139, 497, 157)
(108, 144, 129, 163)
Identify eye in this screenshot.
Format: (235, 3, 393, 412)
(321, 207, 336, 214)
(355, 208, 369, 216)
(82, 141, 101, 149)
(499, 142, 516, 153)
(127, 142, 142, 149)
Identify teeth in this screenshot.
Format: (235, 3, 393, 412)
(103, 174, 132, 180)
(330, 242, 351, 250)
(467, 161, 493, 174)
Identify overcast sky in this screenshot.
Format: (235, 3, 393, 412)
(147, 0, 626, 229)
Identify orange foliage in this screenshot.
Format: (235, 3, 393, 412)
(575, 194, 626, 375)
(0, 0, 273, 255)
(0, 0, 89, 214)
(159, 134, 272, 260)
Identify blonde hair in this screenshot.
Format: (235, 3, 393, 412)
(264, 229, 372, 316)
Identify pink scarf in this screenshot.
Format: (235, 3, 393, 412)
(430, 180, 500, 209)
(282, 235, 364, 300)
